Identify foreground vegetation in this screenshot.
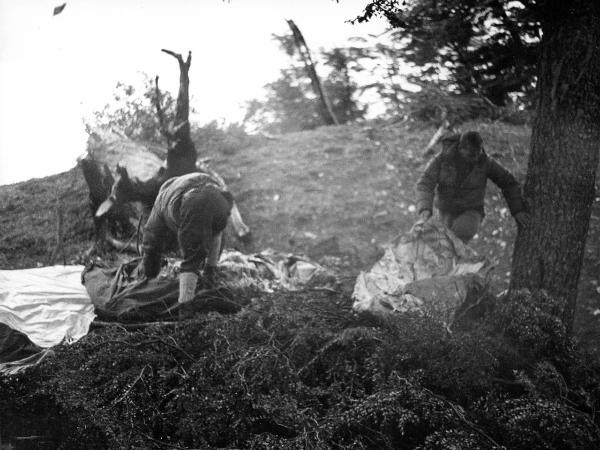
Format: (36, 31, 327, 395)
(2, 119, 600, 448)
(2, 288, 600, 449)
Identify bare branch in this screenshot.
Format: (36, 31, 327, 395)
(171, 120, 189, 135)
(112, 365, 150, 407)
(160, 48, 183, 63)
(423, 110, 450, 158)
(154, 75, 173, 140)
(90, 321, 179, 330)
(161, 48, 191, 130)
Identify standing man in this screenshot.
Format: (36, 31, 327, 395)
(415, 131, 529, 243)
(141, 172, 233, 304)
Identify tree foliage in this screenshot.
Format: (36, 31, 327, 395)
(354, 0, 540, 106)
(244, 33, 367, 133)
(88, 75, 175, 144)
(321, 47, 369, 124)
(87, 76, 255, 156)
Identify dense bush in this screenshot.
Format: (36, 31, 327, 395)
(1, 288, 599, 449)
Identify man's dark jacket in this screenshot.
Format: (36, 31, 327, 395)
(416, 139, 525, 217)
(142, 172, 233, 277)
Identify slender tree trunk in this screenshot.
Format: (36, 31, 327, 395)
(287, 20, 339, 126)
(510, 2, 600, 329)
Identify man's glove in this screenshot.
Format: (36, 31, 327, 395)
(418, 210, 432, 222)
(413, 209, 432, 232)
(178, 272, 199, 304)
(514, 211, 531, 229)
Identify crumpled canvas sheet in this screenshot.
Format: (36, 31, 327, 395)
(217, 249, 337, 292)
(0, 323, 50, 376)
(352, 220, 489, 324)
(0, 265, 95, 374)
(84, 249, 338, 322)
(0, 251, 336, 373)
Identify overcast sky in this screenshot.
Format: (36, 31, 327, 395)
(0, 0, 386, 185)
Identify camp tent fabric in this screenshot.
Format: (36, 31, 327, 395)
(0, 324, 53, 375)
(352, 219, 489, 324)
(0, 251, 336, 373)
(0, 265, 94, 374)
(0, 265, 95, 348)
(83, 250, 338, 322)
(83, 258, 211, 322)
(0, 323, 42, 364)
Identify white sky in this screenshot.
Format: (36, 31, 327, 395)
(0, 0, 386, 185)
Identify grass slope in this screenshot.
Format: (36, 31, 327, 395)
(0, 119, 598, 338)
(2, 119, 600, 448)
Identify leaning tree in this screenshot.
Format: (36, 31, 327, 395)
(357, 0, 600, 329)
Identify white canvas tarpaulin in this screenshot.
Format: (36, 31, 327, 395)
(0, 252, 336, 374)
(0, 265, 95, 348)
(352, 220, 489, 324)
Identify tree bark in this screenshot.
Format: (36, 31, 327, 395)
(510, 2, 600, 329)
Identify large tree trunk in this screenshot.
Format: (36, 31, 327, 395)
(510, 2, 600, 329)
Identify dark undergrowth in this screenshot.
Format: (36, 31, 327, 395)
(1, 288, 599, 449)
(2, 119, 600, 448)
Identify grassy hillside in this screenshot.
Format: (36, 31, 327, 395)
(1, 119, 598, 338)
(0, 168, 93, 269)
(2, 119, 600, 449)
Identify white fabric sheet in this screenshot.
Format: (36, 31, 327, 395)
(0, 265, 95, 348)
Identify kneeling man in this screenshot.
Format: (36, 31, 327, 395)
(141, 172, 233, 303)
(416, 131, 529, 243)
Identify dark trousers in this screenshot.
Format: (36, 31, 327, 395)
(439, 209, 482, 243)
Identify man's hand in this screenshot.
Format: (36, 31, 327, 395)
(413, 209, 432, 233)
(419, 210, 432, 222)
(514, 211, 531, 229)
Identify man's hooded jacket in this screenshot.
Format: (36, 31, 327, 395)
(416, 134, 526, 217)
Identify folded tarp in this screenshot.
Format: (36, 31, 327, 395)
(83, 258, 181, 322)
(0, 251, 337, 373)
(83, 249, 338, 322)
(0, 265, 95, 374)
(352, 220, 489, 325)
(0, 324, 53, 376)
(0, 323, 42, 363)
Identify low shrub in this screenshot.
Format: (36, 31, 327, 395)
(1, 289, 599, 449)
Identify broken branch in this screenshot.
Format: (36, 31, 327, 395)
(112, 364, 150, 407)
(154, 76, 173, 140)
